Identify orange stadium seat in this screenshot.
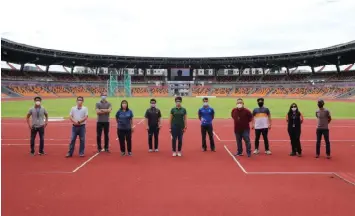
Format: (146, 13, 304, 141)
(131, 87, 150, 96)
(211, 88, 232, 96)
(192, 87, 210, 96)
(230, 88, 253, 97)
(150, 87, 169, 96)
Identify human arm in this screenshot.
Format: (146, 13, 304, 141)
(211, 108, 215, 120)
(300, 112, 304, 124)
(130, 110, 134, 132)
(69, 108, 79, 125)
(198, 109, 201, 120)
(158, 109, 162, 128)
(44, 109, 48, 127)
(78, 108, 88, 124)
(169, 108, 173, 132)
(251, 109, 255, 129)
(26, 109, 32, 130)
(328, 110, 332, 124)
(286, 114, 289, 123)
(267, 108, 272, 129)
(183, 109, 187, 131)
(144, 109, 149, 130)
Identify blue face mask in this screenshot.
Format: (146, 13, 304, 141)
(101, 96, 107, 100)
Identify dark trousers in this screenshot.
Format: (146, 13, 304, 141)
(316, 128, 331, 155)
(201, 124, 215, 150)
(288, 128, 302, 154)
(255, 128, 270, 151)
(68, 125, 86, 155)
(97, 122, 110, 151)
(235, 129, 251, 155)
(30, 126, 45, 153)
(171, 125, 183, 152)
(148, 126, 160, 150)
(117, 129, 132, 153)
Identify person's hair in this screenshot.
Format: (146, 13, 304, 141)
(120, 100, 129, 110)
(175, 96, 182, 102)
(150, 98, 156, 103)
(257, 98, 264, 102)
(288, 103, 300, 115)
(34, 96, 42, 101)
(77, 96, 84, 101)
(203, 97, 208, 102)
(237, 98, 243, 102)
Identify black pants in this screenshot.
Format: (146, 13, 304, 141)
(97, 122, 110, 151)
(255, 128, 270, 151)
(201, 125, 215, 150)
(30, 126, 45, 153)
(117, 129, 132, 153)
(288, 128, 302, 154)
(316, 128, 331, 156)
(171, 125, 183, 152)
(148, 126, 160, 150)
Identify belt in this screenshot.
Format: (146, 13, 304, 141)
(73, 124, 85, 127)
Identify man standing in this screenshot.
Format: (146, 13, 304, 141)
(96, 92, 112, 153)
(315, 99, 332, 159)
(252, 98, 272, 155)
(231, 98, 253, 157)
(169, 96, 187, 157)
(26, 96, 48, 156)
(66, 96, 88, 158)
(198, 97, 215, 152)
(144, 98, 162, 152)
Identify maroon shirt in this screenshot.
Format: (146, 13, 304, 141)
(231, 108, 253, 132)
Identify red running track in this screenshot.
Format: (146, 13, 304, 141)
(1, 118, 355, 216)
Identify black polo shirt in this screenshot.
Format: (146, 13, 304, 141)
(145, 107, 162, 127)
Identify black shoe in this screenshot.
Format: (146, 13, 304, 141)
(97, 149, 103, 153)
(38, 152, 46, 156)
(297, 153, 302, 157)
(235, 153, 244, 156)
(315, 155, 320, 158)
(79, 154, 85, 157)
(128, 152, 132, 156)
(202, 148, 207, 152)
(211, 149, 216, 152)
(30, 152, 35, 156)
(326, 155, 331, 159)
(104, 149, 110, 153)
(65, 154, 72, 158)
(289, 152, 296, 156)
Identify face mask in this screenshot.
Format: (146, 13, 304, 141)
(122, 104, 127, 108)
(237, 104, 243, 108)
(151, 103, 156, 108)
(258, 102, 264, 107)
(77, 101, 83, 105)
(35, 101, 41, 106)
(318, 103, 323, 108)
(101, 96, 107, 100)
(176, 102, 181, 106)
(291, 108, 297, 111)
(203, 102, 208, 106)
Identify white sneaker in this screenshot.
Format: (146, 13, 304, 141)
(177, 152, 182, 157)
(265, 150, 272, 155)
(172, 152, 177, 157)
(253, 149, 259, 154)
(154, 149, 159, 152)
(148, 149, 153, 153)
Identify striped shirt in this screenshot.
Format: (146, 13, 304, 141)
(252, 107, 270, 129)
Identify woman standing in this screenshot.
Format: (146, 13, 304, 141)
(286, 103, 303, 156)
(115, 100, 134, 156)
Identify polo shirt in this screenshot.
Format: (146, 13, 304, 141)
(252, 107, 270, 129)
(28, 106, 48, 128)
(231, 108, 252, 132)
(316, 108, 331, 129)
(70, 106, 89, 125)
(116, 109, 134, 130)
(198, 106, 214, 126)
(96, 100, 112, 122)
(170, 107, 187, 128)
(145, 107, 162, 127)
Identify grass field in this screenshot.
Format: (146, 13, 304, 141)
(1, 97, 355, 119)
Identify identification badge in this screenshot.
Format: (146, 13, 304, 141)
(292, 124, 295, 128)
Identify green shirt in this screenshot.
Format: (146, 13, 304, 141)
(170, 107, 187, 128)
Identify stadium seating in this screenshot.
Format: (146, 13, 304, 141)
(230, 88, 253, 97)
(131, 87, 150, 96)
(150, 87, 169, 96)
(211, 88, 232, 96)
(192, 87, 210, 96)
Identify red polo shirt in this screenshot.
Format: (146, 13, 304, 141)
(231, 107, 253, 132)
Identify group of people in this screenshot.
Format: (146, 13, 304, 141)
(26, 94, 332, 159)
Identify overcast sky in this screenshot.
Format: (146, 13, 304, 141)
(1, 0, 355, 57)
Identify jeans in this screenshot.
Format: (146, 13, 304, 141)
(171, 125, 184, 152)
(255, 128, 270, 151)
(148, 126, 160, 150)
(97, 122, 110, 151)
(201, 124, 215, 150)
(30, 126, 45, 153)
(235, 129, 251, 155)
(68, 125, 86, 156)
(118, 129, 132, 153)
(316, 128, 331, 155)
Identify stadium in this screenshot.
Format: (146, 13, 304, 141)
(1, 37, 355, 215)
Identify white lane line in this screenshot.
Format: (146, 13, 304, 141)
(213, 131, 221, 141)
(218, 139, 355, 142)
(332, 173, 355, 187)
(248, 171, 334, 175)
(223, 145, 248, 174)
(72, 152, 100, 173)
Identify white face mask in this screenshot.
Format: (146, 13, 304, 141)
(176, 102, 181, 106)
(35, 101, 41, 106)
(203, 102, 208, 106)
(101, 96, 107, 100)
(237, 104, 243, 108)
(291, 107, 297, 111)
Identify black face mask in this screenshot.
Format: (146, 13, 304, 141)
(318, 103, 324, 108)
(258, 102, 264, 107)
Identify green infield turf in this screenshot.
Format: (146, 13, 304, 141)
(1, 97, 354, 119)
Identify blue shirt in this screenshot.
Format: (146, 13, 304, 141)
(115, 109, 134, 130)
(198, 106, 215, 126)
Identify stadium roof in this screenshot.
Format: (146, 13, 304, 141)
(1, 38, 355, 69)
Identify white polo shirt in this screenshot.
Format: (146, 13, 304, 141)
(70, 106, 88, 125)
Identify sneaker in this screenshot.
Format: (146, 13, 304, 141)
(154, 149, 159, 152)
(315, 155, 320, 158)
(247, 153, 251, 157)
(79, 154, 85, 157)
(289, 152, 296, 156)
(30, 152, 35, 156)
(177, 152, 182, 157)
(253, 149, 259, 154)
(104, 149, 110, 153)
(65, 153, 72, 158)
(148, 149, 153, 153)
(38, 152, 46, 156)
(265, 150, 272, 155)
(297, 153, 302, 157)
(172, 152, 177, 157)
(202, 148, 207, 152)
(235, 153, 244, 156)
(121, 152, 126, 156)
(128, 152, 132, 156)
(211, 149, 216, 152)
(326, 155, 331, 159)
